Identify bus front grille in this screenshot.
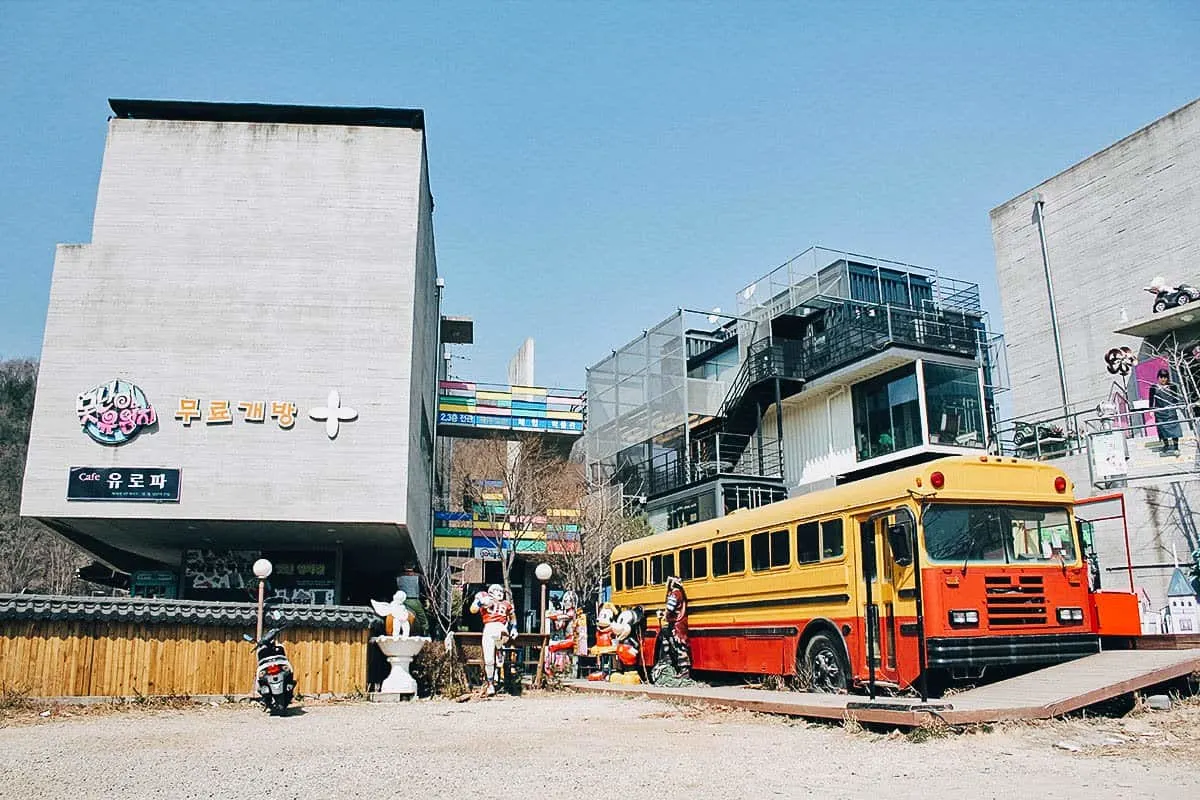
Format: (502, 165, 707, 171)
(985, 575, 1047, 626)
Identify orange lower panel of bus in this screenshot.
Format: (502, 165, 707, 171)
(647, 617, 925, 688)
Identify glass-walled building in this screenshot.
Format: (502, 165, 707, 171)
(584, 246, 1005, 530)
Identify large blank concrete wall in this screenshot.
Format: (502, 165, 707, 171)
(990, 98, 1200, 417)
(990, 98, 1200, 614)
(23, 118, 434, 549)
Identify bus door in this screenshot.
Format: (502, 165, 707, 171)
(858, 509, 918, 688)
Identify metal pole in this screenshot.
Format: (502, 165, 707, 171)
(256, 578, 265, 641)
(911, 507, 929, 704)
(774, 377, 785, 477)
(540, 582, 548, 634)
(1120, 494, 1135, 593)
(1033, 195, 1072, 426)
(428, 279, 444, 575)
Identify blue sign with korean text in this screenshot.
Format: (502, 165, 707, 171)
(67, 467, 181, 502)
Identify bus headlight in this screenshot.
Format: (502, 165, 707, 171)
(1057, 607, 1084, 624)
(949, 609, 979, 626)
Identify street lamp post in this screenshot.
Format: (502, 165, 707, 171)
(1033, 193, 1072, 427)
(535, 562, 552, 634)
(252, 558, 273, 641)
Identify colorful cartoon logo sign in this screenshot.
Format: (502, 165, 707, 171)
(77, 379, 158, 445)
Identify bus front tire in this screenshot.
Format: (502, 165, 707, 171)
(801, 633, 849, 694)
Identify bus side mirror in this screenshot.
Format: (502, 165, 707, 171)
(887, 523, 913, 567)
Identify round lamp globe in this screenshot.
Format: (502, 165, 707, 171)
(535, 563, 552, 582)
(252, 559, 273, 580)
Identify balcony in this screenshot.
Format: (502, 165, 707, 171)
(721, 300, 983, 419)
(616, 431, 784, 500)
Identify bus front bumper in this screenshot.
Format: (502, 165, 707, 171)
(926, 633, 1100, 669)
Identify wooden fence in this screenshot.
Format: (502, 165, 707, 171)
(0, 596, 373, 698)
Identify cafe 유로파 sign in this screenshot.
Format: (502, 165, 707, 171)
(67, 467, 181, 502)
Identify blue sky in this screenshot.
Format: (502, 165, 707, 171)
(1, 2, 1197, 388)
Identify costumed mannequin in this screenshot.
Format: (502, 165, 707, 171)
(545, 590, 581, 677)
(655, 576, 692, 680)
(608, 606, 646, 683)
(470, 584, 516, 696)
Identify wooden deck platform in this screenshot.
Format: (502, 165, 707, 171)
(567, 648, 1200, 727)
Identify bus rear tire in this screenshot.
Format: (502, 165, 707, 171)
(801, 632, 849, 694)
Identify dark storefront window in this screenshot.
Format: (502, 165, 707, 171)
(852, 364, 921, 461)
(924, 362, 985, 448)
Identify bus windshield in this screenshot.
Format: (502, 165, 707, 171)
(922, 504, 1077, 565)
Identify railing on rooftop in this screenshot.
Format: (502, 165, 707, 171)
(613, 432, 784, 500)
(736, 246, 983, 320)
(720, 299, 984, 419)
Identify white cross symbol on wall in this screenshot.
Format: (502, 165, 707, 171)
(309, 389, 358, 439)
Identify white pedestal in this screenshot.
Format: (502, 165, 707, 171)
(370, 636, 430, 695)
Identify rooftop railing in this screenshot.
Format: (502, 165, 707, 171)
(611, 431, 784, 500)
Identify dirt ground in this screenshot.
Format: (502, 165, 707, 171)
(1, 691, 1198, 800)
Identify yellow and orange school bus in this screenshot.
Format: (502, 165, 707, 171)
(611, 455, 1132, 694)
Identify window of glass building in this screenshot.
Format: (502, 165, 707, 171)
(923, 362, 985, 448)
(852, 364, 921, 460)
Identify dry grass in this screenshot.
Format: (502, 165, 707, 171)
(0, 688, 218, 728)
(996, 690, 1200, 762)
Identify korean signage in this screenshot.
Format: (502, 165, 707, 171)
(438, 411, 583, 433)
(174, 388, 356, 439)
(175, 398, 298, 428)
(67, 467, 181, 502)
(183, 549, 337, 605)
(77, 380, 158, 445)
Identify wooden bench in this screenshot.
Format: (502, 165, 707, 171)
(449, 632, 550, 688)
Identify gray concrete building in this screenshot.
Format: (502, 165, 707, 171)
(990, 97, 1200, 619)
(21, 100, 441, 604)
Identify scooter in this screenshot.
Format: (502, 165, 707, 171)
(1145, 281, 1200, 313)
(244, 625, 296, 715)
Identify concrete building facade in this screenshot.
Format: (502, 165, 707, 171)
(21, 100, 441, 604)
(990, 97, 1200, 615)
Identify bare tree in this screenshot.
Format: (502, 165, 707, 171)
(452, 435, 578, 596)
(0, 359, 90, 595)
(422, 550, 471, 638)
(544, 479, 652, 609)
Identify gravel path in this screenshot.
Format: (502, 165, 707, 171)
(1, 693, 1197, 799)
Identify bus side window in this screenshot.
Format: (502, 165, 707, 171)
(713, 541, 727, 576)
(822, 519, 844, 558)
(694, 546, 708, 578)
(680, 548, 693, 580)
(650, 554, 676, 584)
(729, 538, 745, 573)
(714, 540, 744, 576)
(633, 559, 646, 587)
(751, 532, 771, 571)
(750, 531, 788, 570)
(770, 529, 790, 567)
(797, 522, 820, 564)
(624, 560, 634, 589)
(615, 562, 624, 591)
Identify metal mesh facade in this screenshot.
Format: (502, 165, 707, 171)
(586, 309, 744, 487)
